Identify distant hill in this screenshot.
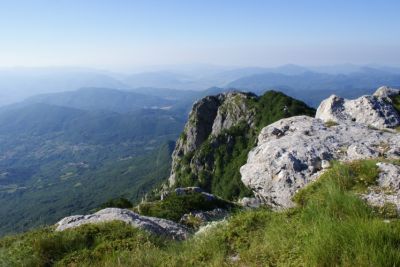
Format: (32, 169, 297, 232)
(0, 68, 128, 106)
(226, 69, 400, 106)
(23, 87, 175, 113)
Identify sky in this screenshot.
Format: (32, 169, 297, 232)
(0, 0, 399, 70)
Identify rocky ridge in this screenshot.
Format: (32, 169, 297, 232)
(168, 91, 257, 186)
(240, 86, 400, 209)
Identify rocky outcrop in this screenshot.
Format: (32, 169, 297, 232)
(239, 197, 262, 209)
(373, 86, 400, 99)
(362, 163, 400, 213)
(240, 87, 400, 209)
(179, 208, 228, 228)
(316, 87, 400, 129)
(168, 92, 257, 186)
(56, 208, 190, 240)
(240, 115, 400, 209)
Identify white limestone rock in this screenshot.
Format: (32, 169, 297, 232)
(55, 208, 190, 240)
(373, 86, 400, 99)
(239, 197, 262, 208)
(362, 163, 400, 213)
(316, 87, 400, 129)
(240, 116, 400, 209)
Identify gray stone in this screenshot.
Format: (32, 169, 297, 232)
(56, 208, 190, 240)
(373, 86, 400, 99)
(179, 208, 228, 227)
(239, 197, 262, 208)
(240, 115, 400, 209)
(362, 163, 400, 213)
(316, 87, 400, 129)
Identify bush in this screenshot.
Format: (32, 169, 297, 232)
(99, 197, 133, 210)
(137, 192, 234, 222)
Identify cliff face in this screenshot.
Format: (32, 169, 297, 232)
(168, 91, 315, 200)
(168, 92, 257, 187)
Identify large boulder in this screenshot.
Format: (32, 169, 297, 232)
(373, 86, 400, 99)
(55, 208, 190, 240)
(315, 87, 400, 129)
(240, 115, 400, 209)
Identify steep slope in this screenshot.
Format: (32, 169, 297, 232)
(169, 91, 315, 200)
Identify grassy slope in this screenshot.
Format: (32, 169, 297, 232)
(174, 91, 315, 200)
(2, 160, 400, 267)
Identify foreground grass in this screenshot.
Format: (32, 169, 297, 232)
(1, 160, 400, 266)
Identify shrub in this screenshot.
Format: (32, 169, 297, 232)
(137, 192, 235, 222)
(99, 197, 133, 209)
(324, 120, 339, 127)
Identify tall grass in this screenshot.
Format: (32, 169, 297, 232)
(1, 160, 400, 266)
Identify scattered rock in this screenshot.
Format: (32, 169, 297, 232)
(321, 160, 331, 169)
(179, 208, 229, 228)
(56, 208, 190, 240)
(362, 163, 400, 213)
(240, 115, 400, 209)
(195, 220, 227, 236)
(239, 197, 262, 208)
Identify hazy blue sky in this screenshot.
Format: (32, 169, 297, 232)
(0, 0, 399, 69)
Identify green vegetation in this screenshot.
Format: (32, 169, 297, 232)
(99, 197, 133, 210)
(0, 102, 183, 236)
(324, 120, 339, 127)
(2, 160, 400, 266)
(136, 192, 234, 222)
(174, 91, 315, 200)
(391, 94, 400, 113)
(0, 141, 176, 236)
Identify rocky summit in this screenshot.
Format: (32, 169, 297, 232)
(168, 91, 257, 186)
(241, 87, 400, 209)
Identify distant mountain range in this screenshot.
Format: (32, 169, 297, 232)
(0, 64, 399, 106)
